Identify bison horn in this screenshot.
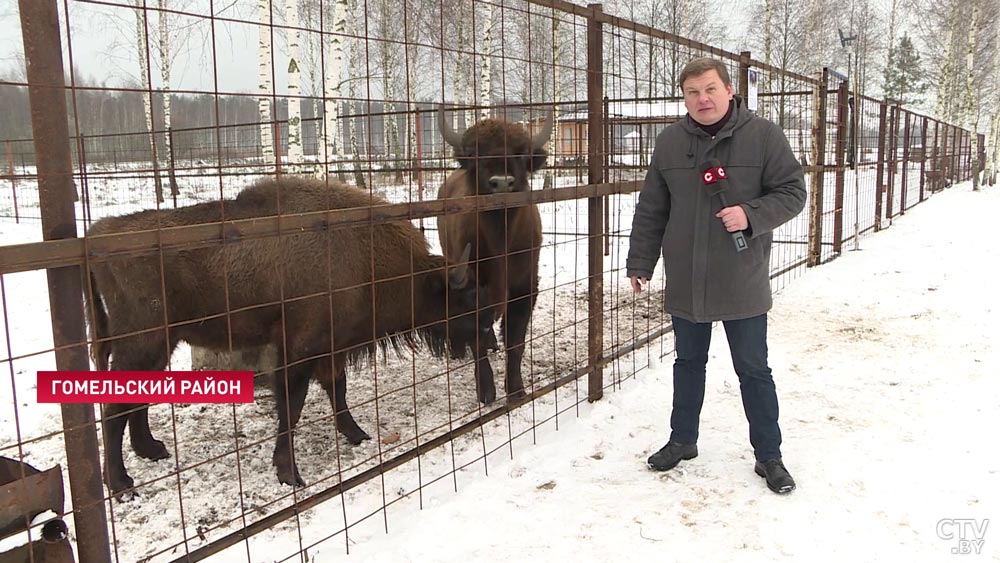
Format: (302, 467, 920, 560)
(531, 111, 554, 150)
(438, 107, 465, 150)
(450, 243, 473, 288)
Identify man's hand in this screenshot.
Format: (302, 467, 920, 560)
(715, 205, 748, 232)
(630, 276, 648, 293)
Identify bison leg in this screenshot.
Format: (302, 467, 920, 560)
(128, 407, 169, 461)
(271, 366, 311, 488)
(473, 323, 497, 405)
(481, 323, 500, 352)
(501, 291, 535, 401)
(104, 337, 171, 499)
(102, 403, 139, 498)
(318, 353, 370, 445)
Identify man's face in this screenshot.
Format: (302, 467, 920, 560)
(683, 69, 734, 126)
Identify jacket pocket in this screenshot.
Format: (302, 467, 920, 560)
(724, 154, 763, 202)
(658, 151, 695, 171)
(740, 232, 768, 267)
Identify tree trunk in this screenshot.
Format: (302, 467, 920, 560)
(965, 5, 978, 190)
(760, 0, 773, 120)
(463, 5, 475, 127)
(478, 2, 497, 119)
(882, 0, 898, 99)
(454, 7, 468, 130)
(347, 33, 366, 190)
(987, 21, 1000, 187)
(989, 107, 1000, 185)
(378, 0, 402, 183)
(935, 8, 957, 123)
(546, 13, 563, 190)
(286, 0, 303, 172)
(258, 0, 275, 169)
(320, 0, 349, 180)
(403, 0, 418, 181)
(134, 1, 163, 203)
(158, 0, 178, 197)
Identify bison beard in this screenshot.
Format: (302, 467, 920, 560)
(86, 177, 486, 497)
(437, 108, 551, 403)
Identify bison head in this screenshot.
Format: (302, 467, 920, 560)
(439, 109, 553, 195)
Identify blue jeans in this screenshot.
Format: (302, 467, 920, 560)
(668, 314, 782, 462)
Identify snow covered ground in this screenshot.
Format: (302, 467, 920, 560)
(2, 177, 997, 562)
(246, 180, 998, 562)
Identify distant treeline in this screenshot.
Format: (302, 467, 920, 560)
(0, 85, 492, 166)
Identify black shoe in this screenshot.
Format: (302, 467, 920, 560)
(647, 441, 698, 471)
(754, 458, 796, 494)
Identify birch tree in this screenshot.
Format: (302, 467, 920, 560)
(133, 1, 164, 203)
(748, 0, 775, 120)
(796, 0, 841, 74)
(985, 28, 1000, 186)
(550, 12, 565, 175)
(930, 5, 959, 122)
(259, 0, 276, 168)
(850, 0, 881, 97)
(376, 0, 402, 179)
(881, 0, 899, 99)
(321, 0, 349, 179)
(286, 0, 304, 171)
(453, 1, 471, 130)
(478, 2, 498, 119)
(965, 5, 980, 190)
(986, 102, 1000, 185)
(346, 2, 367, 190)
(157, 0, 179, 197)
(746, 0, 808, 120)
(648, 0, 727, 95)
(400, 0, 426, 177)
(913, 0, 999, 180)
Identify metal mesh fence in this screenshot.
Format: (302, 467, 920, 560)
(0, 1, 976, 561)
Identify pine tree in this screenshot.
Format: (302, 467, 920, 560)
(884, 34, 928, 105)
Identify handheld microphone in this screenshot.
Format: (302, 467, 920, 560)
(700, 159, 748, 252)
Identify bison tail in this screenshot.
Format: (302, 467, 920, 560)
(85, 272, 111, 371)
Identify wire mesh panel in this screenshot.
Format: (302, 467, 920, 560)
(0, 1, 977, 562)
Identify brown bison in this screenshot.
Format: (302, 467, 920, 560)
(86, 177, 486, 496)
(436, 108, 551, 403)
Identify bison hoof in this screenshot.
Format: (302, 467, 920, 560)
(277, 466, 306, 488)
(479, 388, 497, 405)
(506, 387, 527, 403)
(106, 473, 137, 502)
(346, 430, 371, 446)
(133, 438, 170, 461)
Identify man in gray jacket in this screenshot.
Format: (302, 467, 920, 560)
(627, 57, 806, 494)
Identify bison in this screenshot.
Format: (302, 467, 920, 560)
(436, 108, 551, 404)
(86, 177, 487, 496)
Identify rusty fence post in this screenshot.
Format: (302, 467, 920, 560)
(874, 100, 887, 232)
(807, 69, 828, 267)
(930, 120, 940, 193)
(886, 103, 899, 224)
(832, 80, 848, 256)
(954, 127, 960, 181)
(17, 1, 113, 562)
(4, 142, 17, 224)
(586, 3, 604, 402)
(900, 111, 911, 215)
(738, 51, 751, 101)
(919, 116, 928, 202)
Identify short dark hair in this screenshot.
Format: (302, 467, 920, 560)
(679, 58, 732, 89)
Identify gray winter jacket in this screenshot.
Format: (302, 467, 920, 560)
(626, 96, 806, 322)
